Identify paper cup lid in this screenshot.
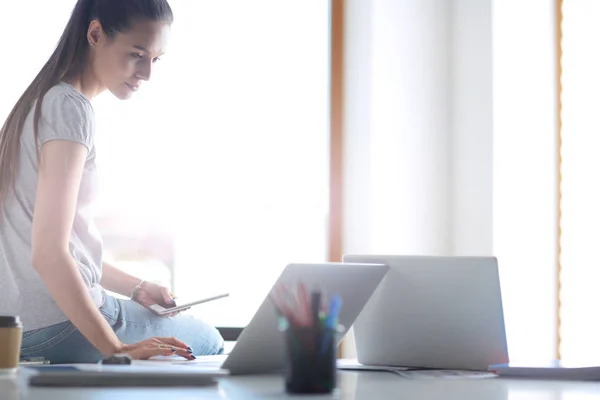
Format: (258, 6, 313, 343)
(0, 316, 22, 328)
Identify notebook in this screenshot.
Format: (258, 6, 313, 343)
(488, 361, 600, 380)
(23, 364, 225, 387)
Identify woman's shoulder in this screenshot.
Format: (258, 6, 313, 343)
(42, 82, 94, 118)
(35, 82, 96, 152)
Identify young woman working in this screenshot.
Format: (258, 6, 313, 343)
(0, 0, 224, 363)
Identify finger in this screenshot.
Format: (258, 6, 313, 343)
(161, 288, 174, 305)
(127, 344, 177, 360)
(149, 345, 180, 359)
(165, 344, 194, 360)
(144, 343, 193, 360)
(157, 336, 191, 351)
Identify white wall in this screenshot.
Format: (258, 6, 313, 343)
(450, 0, 494, 256)
(342, 0, 374, 257)
(369, 0, 452, 255)
(344, 0, 453, 258)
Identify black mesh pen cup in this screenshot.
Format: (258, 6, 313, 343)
(283, 324, 337, 394)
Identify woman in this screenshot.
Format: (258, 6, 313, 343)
(0, 0, 224, 364)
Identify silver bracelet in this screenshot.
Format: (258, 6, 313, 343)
(130, 280, 145, 301)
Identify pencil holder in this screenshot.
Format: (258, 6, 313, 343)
(283, 324, 339, 394)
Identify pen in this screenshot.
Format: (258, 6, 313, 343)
(20, 361, 50, 365)
(319, 295, 341, 355)
(325, 295, 342, 329)
(311, 291, 321, 327)
(298, 282, 311, 326)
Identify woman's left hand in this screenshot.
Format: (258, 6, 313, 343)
(134, 282, 180, 317)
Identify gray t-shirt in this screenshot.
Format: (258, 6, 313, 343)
(0, 82, 104, 332)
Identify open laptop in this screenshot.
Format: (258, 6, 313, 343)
(175, 261, 389, 375)
(342, 255, 509, 371)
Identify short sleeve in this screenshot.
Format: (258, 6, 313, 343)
(37, 89, 95, 155)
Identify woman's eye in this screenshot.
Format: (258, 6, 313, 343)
(152, 57, 161, 64)
(130, 52, 144, 59)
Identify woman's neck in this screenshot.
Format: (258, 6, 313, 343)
(65, 69, 106, 100)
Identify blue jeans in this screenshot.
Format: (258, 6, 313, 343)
(20, 294, 224, 364)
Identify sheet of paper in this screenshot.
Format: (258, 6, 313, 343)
(133, 354, 226, 364)
(394, 369, 498, 380)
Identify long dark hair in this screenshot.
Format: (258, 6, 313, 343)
(0, 0, 173, 208)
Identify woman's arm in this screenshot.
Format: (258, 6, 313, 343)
(31, 140, 193, 360)
(31, 140, 121, 356)
(100, 262, 143, 298)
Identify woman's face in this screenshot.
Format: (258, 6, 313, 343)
(89, 19, 171, 100)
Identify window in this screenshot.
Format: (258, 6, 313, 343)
(1, 1, 331, 330)
(0, 2, 74, 122)
(492, 0, 558, 362)
(99, 0, 332, 328)
(149, 1, 331, 328)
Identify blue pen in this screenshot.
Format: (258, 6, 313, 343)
(320, 295, 342, 355)
(324, 295, 342, 329)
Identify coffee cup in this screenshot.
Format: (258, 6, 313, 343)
(0, 316, 23, 375)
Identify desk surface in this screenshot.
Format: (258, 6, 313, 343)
(3, 370, 600, 400)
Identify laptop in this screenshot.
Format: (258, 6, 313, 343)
(176, 261, 389, 375)
(342, 255, 509, 371)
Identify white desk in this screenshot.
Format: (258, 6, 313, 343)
(3, 370, 600, 400)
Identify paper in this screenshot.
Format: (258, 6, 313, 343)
(394, 370, 498, 380)
(128, 355, 229, 372)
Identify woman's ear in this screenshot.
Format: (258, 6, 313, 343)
(87, 20, 103, 47)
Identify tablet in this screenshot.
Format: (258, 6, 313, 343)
(148, 293, 229, 315)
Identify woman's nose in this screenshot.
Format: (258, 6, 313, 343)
(136, 61, 152, 82)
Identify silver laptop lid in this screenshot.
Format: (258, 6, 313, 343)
(343, 255, 508, 371)
(223, 261, 389, 374)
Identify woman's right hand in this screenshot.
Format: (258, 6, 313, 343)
(116, 337, 195, 360)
